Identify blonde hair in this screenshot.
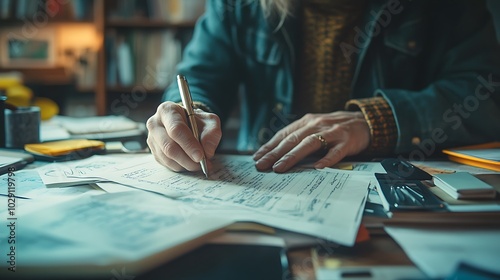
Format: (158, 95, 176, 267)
(259, 0, 292, 27)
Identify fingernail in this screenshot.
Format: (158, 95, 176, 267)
(192, 150, 203, 162)
(255, 158, 269, 170)
(314, 163, 325, 169)
(273, 160, 287, 172)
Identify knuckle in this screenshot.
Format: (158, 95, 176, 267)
(309, 116, 326, 127)
(258, 144, 272, 154)
(145, 116, 157, 130)
(206, 113, 220, 123)
(168, 123, 185, 139)
(282, 153, 298, 162)
(264, 150, 281, 161)
(160, 101, 180, 112)
(161, 141, 178, 158)
(284, 133, 301, 145)
(305, 135, 320, 148)
(275, 128, 290, 140)
(302, 113, 314, 122)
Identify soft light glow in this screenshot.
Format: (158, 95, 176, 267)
(56, 23, 102, 52)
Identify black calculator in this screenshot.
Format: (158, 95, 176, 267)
(376, 159, 446, 211)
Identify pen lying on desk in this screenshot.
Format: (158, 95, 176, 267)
(177, 74, 209, 178)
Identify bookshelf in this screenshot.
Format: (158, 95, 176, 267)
(100, 0, 203, 117)
(0, 0, 204, 118)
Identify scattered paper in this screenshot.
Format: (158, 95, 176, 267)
(0, 191, 231, 275)
(385, 226, 500, 278)
(36, 155, 124, 188)
(91, 155, 371, 246)
(0, 170, 101, 199)
(93, 182, 139, 193)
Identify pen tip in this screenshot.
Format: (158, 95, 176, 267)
(200, 160, 209, 179)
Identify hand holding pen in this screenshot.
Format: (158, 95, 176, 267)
(146, 75, 222, 176)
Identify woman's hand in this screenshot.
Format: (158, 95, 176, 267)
(253, 111, 370, 173)
(146, 101, 222, 172)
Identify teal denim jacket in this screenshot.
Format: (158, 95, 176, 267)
(164, 0, 500, 156)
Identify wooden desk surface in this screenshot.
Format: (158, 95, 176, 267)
(287, 234, 415, 280)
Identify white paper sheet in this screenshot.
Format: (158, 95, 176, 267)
(91, 155, 371, 246)
(36, 155, 124, 188)
(0, 191, 231, 275)
(385, 226, 500, 278)
(0, 170, 46, 198)
(0, 169, 103, 202)
(94, 182, 139, 193)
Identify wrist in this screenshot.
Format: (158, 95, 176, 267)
(345, 97, 397, 155)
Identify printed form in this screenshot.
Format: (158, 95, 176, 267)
(90, 155, 372, 246)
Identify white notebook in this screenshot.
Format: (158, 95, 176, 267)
(433, 172, 497, 199)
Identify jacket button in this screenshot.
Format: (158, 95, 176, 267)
(407, 40, 417, 50)
(411, 137, 421, 145)
(275, 103, 283, 111)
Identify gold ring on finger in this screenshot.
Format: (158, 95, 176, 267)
(312, 133, 328, 151)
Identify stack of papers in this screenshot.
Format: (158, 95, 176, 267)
(0, 154, 373, 277)
(41, 115, 146, 142)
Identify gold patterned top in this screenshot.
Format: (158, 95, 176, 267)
(295, 0, 397, 154)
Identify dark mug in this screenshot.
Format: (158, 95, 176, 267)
(4, 106, 41, 148)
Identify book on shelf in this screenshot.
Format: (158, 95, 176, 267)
(116, 35, 134, 86)
(0, 0, 93, 21)
(105, 30, 181, 89)
(442, 142, 500, 172)
(107, 0, 205, 22)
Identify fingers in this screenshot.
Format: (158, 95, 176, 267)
(314, 144, 347, 169)
(254, 113, 371, 173)
(271, 134, 325, 173)
(253, 117, 307, 161)
(146, 105, 201, 172)
(146, 102, 222, 172)
(254, 126, 316, 171)
(147, 135, 190, 172)
(196, 109, 222, 159)
(159, 103, 205, 162)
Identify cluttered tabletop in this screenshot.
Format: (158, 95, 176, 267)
(1, 129, 500, 279)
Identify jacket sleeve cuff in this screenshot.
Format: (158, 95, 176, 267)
(345, 97, 398, 155)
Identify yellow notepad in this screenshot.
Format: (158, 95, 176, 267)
(442, 142, 500, 172)
(25, 139, 105, 156)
